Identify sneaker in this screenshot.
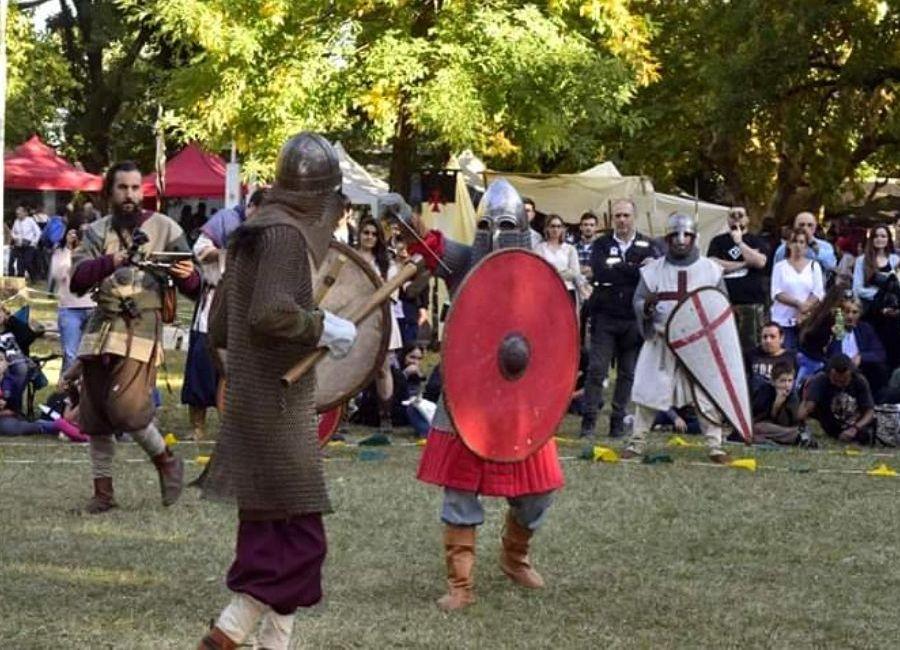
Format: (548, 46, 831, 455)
(709, 452, 732, 465)
(619, 448, 641, 460)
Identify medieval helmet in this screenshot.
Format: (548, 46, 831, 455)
(665, 212, 696, 246)
(267, 132, 344, 266)
(472, 179, 531, 262)
(274, 132, 342, 194)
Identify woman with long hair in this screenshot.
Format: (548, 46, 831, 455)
(355, 216, 402, 444)
(852, 224, 900, 367)
(533, 214, 584, 305)
(49, 227, 96, 371)
(770, 228, 825, 350)
(795, 283, 849, 386)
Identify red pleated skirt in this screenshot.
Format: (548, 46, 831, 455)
(417, 428, 565, 497)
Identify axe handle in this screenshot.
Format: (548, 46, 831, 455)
(313, 254, 347, 305)
(280, 260, 421, 387)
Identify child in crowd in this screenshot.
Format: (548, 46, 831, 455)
(751, 360, 816, 447)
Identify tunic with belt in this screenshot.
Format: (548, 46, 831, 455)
(630, 253, 726, 415)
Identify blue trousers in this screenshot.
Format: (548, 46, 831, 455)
(440, 488, 555, 531)
(58, 307, 93, 371)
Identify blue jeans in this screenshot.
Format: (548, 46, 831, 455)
(58, 307, 93, 371)
(406, 404, 430, 438)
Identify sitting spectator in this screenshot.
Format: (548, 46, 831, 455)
(352, 343, 430, 438)
(853, 225, 900, 369)
(0, 326, 35, 414)
(799, 354, 876, 444)
(0, 357, 61, 437)
(770, 228, 825, 350)
(795, 284, 848, 387)
(746, 322, 797, 396)
(826, 297, 888, 398)
(751, 361, 816, 447)
(653, 405, 701, 435)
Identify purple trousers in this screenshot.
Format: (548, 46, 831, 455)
(226, 514, 327, 615)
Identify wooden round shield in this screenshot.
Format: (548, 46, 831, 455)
(313, 241, 390, 412)
(442, 249, 579, 462)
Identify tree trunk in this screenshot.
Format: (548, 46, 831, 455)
(389, 95, 416, 199)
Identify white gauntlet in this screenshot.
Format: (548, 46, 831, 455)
(318, 310, 357, 359)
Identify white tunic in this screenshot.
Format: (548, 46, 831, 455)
(631, 256, 724, 413)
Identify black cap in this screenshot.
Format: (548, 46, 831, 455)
(827, 354, 853, 373)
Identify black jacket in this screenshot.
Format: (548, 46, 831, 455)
(588, 232, 662, 320)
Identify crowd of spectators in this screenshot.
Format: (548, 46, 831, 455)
(3, 191, 900, 450)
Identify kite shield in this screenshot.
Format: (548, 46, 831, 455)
(666, 287, 752, 442)
(442, 249, 579, 462)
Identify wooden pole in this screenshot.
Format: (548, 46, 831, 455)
(280, 259, 421, 386)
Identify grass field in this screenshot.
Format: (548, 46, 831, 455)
(2, 291, 900, 648)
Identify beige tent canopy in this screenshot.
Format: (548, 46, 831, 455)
(483, 162, 731, 246)
(334, 142, 391, 216)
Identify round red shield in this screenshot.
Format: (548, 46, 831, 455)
(317, 404, 344, 447)
(443, 249, 579, 462)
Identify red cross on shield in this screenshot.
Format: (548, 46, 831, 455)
(666, 287, 753, 442)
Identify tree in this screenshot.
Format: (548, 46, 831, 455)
(621, 0, 900, 223)
(4, 5, 73, 148)
(124, 0, 657, 192)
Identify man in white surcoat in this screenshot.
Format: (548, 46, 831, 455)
(622, 213, 732, 463)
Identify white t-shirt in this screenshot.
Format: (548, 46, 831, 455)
(770, 259, 825, 327)
(534, 241, 580, 290)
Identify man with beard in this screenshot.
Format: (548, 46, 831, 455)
(198, 134, 357, 650)
(622, 213, 733, 463)
(70, 161, 200, 513)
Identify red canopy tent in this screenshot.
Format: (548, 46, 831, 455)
(143, 143, 227, 198)
(4, 135, 102, 192)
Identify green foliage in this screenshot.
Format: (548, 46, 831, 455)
(123, 0, 656, 179)
(622, 0, 900, 220)
(4, 6, 74, 148)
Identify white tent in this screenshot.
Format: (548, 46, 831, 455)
(334, 142, 390, 216)
(483, 161, 732, 246)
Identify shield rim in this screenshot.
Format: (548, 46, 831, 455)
(442, 247, 579, 462)
(317, 403, 345, 447)
(664, 286, 752, 442)
(315, 240, 391, 413)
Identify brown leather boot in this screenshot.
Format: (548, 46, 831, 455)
(436, 525, 476, 611)
(499, 511, 545, 589)
(84, 477, 117, 514)
(152, 449, 184, 506)
(197, 626, 237, 650)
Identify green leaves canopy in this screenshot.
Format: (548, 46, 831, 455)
(122, 0, 656, 179)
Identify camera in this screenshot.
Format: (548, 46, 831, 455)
(125, 228, 150, 266)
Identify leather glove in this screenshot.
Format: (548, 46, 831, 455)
(318, 310, 357, 359)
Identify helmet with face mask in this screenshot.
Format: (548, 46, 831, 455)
(471, 179, 531, 264)
(665, 212, 696, 246)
